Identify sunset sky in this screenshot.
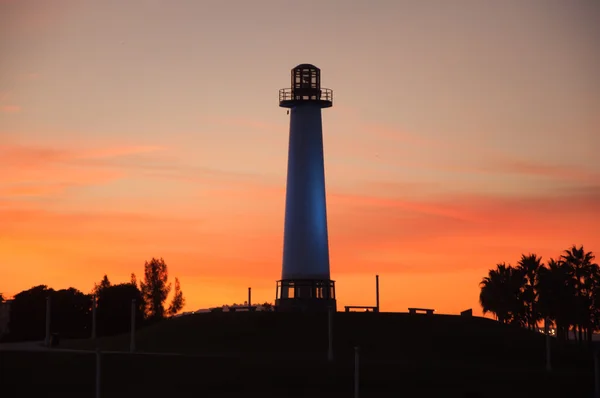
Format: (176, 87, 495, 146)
(1, 0, 599, 315)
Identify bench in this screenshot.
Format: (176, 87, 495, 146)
(228, 306, 257, 312)
(345, 306, 379, 313)
(408, 307, 434, 315)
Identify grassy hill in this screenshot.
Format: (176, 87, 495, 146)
(1, 312, 594, 397)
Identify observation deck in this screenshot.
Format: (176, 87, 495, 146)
(278, 88, 333, 108)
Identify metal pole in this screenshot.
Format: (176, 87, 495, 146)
(544, 317, 551, 372)
(91, 294, 97, 340)
(375, 275, 380, 312)
(96, 348, 101, 398)
(248, 287, 251, 309)
(130, 299, 136, 353)
(45, 296, 51, 347)
(96, 348, 102, 398)
(327, 306, 334, 362)
(595, 348, 600, 398)
(354, 346, 360, 398)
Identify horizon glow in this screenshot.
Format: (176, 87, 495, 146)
(1, 0, 598, 316)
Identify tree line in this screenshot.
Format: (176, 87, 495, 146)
(1, 257, 184, 342)
(479, 244, 597, 344)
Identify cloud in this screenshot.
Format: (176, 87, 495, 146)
(329, 192, 481, 222)
(339, 122, 599, 188)
(0, 144, 71, 166)
(1, 0, 68, 34)
(202, 116, 287, 133)
(2, 176, 597, 283)
(0, 92, 20, 113)
(0, 183, 73, 198)
(74, 145, 166, 160)
(0, 169, 121, 197)
(0, 143, 166, 165)
(0, 137, 598, 316)
(17, 72, 40, 81)
(0, 207, 204, 236)
(479, 158, 600, 183)
(365, 122, 448, 149)
(1, 163, 598, 314)
(327, 186, 600, 274)
(0, 143, 168, 199)
(1, 105, 21, 113)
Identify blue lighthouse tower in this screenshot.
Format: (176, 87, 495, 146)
(275, 64, 336, 312)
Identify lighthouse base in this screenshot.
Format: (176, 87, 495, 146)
(275, 279, 336, 312)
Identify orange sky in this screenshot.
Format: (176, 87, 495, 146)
(1, 1, 599, 315)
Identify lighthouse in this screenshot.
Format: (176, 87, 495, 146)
(275, 64, 336, 312)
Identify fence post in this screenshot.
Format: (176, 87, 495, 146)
(91, 294, 97, 340)
(96, 348, 101, 398)
(327, 307, 334, 362)
(544, 317, 551, 372)
(354, 346, 360, 398)
(130, 299, 136, 353)
(595, 347, 600, 398)
(45, 296, 51, 347)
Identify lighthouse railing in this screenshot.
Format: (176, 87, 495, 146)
(279, 88, 333, 103)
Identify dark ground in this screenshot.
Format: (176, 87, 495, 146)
(0, 312, 594, 397)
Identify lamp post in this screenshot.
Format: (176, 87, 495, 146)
(375, 274, 380, 312)
(130, 299, 136, 353)
(354, 346, 360, 398)
(45, 296, 51, 347)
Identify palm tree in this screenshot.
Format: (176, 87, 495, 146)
(586, 263, 600, 343)
(479, 245, 598, 343)
(591, 271, 600, 342)
(517, 253, 543, 331)
(561, 245, 598, 343)
(537, 258, 575, 342)
(480, 263, 526, 325)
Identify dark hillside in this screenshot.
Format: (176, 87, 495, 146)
(2, 312, 592, 397)
(64, 312, 590, 369)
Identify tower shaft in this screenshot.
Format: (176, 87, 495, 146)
(282, 103, 330, 281)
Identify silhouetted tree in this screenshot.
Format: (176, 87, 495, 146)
(0, 293, 4, 303)
(130, 273, 138, 287)
(479, 263, 525, 325)
(561, 245, 597, 343)
(7, 285, 91, 342)
(92, 274, 111, 296)
(96, 282, 144, 336)
(140, 257, 171, 321)
(7, 285, 52, 341)
(51, 288, 92, 338)
(168, 277, 185, 317)
(479, 245, 598, 345)
(537, 258, 575, 341)
(517, 253, 543, 330)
